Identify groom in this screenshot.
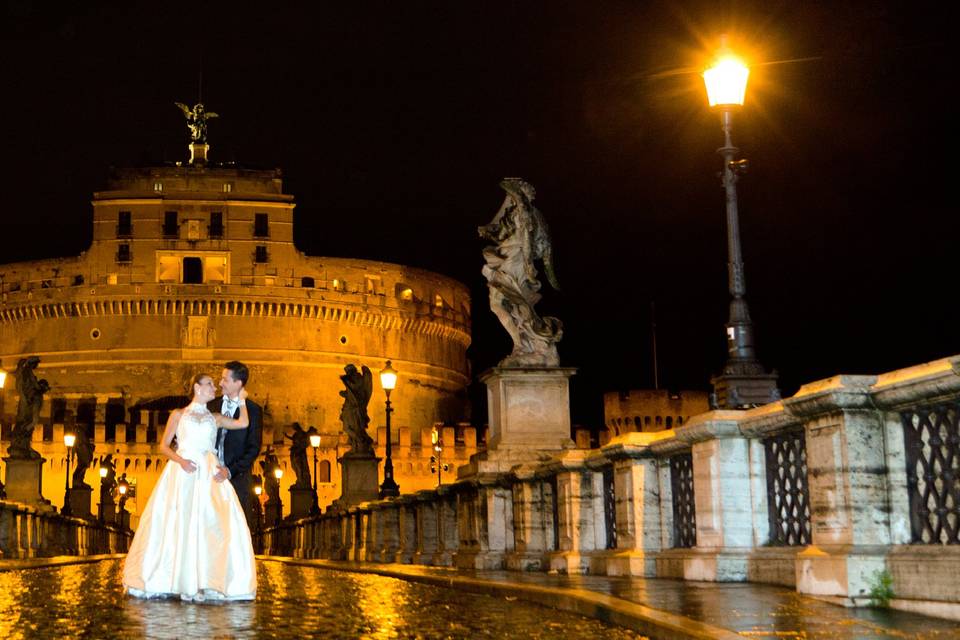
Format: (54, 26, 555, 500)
(209, 361, 263, 514)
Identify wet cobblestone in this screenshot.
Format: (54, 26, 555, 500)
(0, 559, 646, 639)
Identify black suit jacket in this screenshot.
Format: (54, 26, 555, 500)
(208, 396, 263, 507)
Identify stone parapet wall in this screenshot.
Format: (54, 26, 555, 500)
(262, 354, 960, 622)
(0, 499, 131, 559)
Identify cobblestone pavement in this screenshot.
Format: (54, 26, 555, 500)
(0, 558, 647, 639)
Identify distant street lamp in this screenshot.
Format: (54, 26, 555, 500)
(117, 474, 130, 530)
(703, 40, 779, 409)
(309, 431, 321, 516)
(98, 466, 109, 523)
(378, 360, 400, 498)
(274, 466, 284, 521)
(62, 431, 76, 516)
(253, 483, 264, 548)
(0, 368, 7, 388)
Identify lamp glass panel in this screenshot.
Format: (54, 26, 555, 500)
(704, 56, 749, 107)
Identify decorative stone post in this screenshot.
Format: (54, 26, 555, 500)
(505, 465, 552, 571)
(675, 411, 760, 581)
(545, 450, 601, 575)
(784, 375, 890, 602)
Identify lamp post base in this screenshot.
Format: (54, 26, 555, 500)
(711, 368, 780, 409)
(378, 478, 400, 499)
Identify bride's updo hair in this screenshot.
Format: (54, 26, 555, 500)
(188, 373, 212, 395)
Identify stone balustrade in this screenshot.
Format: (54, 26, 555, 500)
(259, 354, 960, 621)
(0, 499, 131, 559)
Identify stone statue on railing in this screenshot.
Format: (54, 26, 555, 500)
(260, 447, 281, 503)
(72, 428, 95, 489)
(284, 422, 312, 489)
(339, 364, 374, 455)
(479, 178, 563, 367)
(8, 356, 50, 460)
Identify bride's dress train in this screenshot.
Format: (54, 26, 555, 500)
(122, 401, 256, 601)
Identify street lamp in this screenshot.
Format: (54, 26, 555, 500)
(309, 431, 321, 516)
(98, 466, 109, 522)
(117, 474, 130, 530)
(429, 426, 449, 488)
(703, 40, 779, 409)
(378, 360, 400, 498)
(274, 466, 284, 521)
(62, 431, 76, 515)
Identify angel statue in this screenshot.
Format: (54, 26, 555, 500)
(339, 364, 374, 456)
(8, 356, 50, 459)
(479, 178, 563, 367)
(175, 101, 218, 144)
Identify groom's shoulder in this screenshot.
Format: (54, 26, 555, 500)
(207, 398, 221, 410)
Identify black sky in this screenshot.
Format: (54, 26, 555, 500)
(1, 1, 954, 427)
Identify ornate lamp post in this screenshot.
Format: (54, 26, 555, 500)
(429, 426, 449, 488)
(273, 466, 284, 521)
(62, 431, 76, 515)
(117, 474, 130, 530)
(98, 466, 109, 523)
(378, 360, 400, 498)
(703, 41, 779, 409)
(309, 431, 321, 516)
(253, 483, 263, 551)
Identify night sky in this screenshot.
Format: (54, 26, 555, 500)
(1, 1, 954, 427)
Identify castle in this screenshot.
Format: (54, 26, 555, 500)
(0, 117, 477, 521)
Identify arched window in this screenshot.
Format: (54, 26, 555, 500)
(318, 460, 331, 484)
(301, 276, 315, 288)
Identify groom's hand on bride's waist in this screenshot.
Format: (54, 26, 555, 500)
(213, 465, 231, 482)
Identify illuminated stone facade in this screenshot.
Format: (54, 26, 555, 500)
(0, 163, 473, 519)
(604, 389, 709, 435)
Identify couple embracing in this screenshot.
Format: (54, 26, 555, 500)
(123, 361, 263, 602)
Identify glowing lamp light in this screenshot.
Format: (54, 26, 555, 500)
(0, 370, 7, 388)
(431, 427, 438, 445)
(380, 360, 398, 392)
(99, 466, 108, 478)
(274, 467, 284, 480)
(703, 54, 750, 108)
(64, 432, 76, 448)
(254, 485, 263, 496)
(309, 433, 321, 448)
(118, 482, 128, 496)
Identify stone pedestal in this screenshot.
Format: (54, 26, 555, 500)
(463, 367, 577, 477)
(338, 453, 380, 508)
(2, 457, 54, 512)
(288, 486, 315, 520)
(99, 497, 116, 524)
(67, 486, 93, 519)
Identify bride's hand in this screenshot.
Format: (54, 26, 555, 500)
(179, 459, 197, 473)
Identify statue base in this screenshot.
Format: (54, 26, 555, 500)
(288, 486, 315, 520)
(462, 367, 577, 477)
(99, 497, 116, 524)
(337, 452, 381, 509)
(2, 457, 54, 512)
(66, 486, 93, 519)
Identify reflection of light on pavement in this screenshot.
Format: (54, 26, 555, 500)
(356, 573, 406, 639)
(0, 569, 27, 638)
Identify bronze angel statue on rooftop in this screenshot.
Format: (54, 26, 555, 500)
(479, 178, 562, 367)
(175, 101, 218, 144)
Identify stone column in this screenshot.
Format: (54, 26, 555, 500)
(598, 433, 666, 576)
(453, 479, 513, 569)
(413, 491, 438, 564)
(546, 450, 601, 574)
(434, 486, 458, 566)
(784, 375, 890, 602)
(505, 465, 550, 571)
(395, 497, 417, 563)
(674, 411, 759, 581)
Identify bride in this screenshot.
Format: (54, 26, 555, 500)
(123, 373, 257, 601)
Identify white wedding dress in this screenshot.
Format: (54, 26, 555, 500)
(123, 401, 257, 601)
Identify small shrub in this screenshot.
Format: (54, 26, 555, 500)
(868, 569, 895, 608)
